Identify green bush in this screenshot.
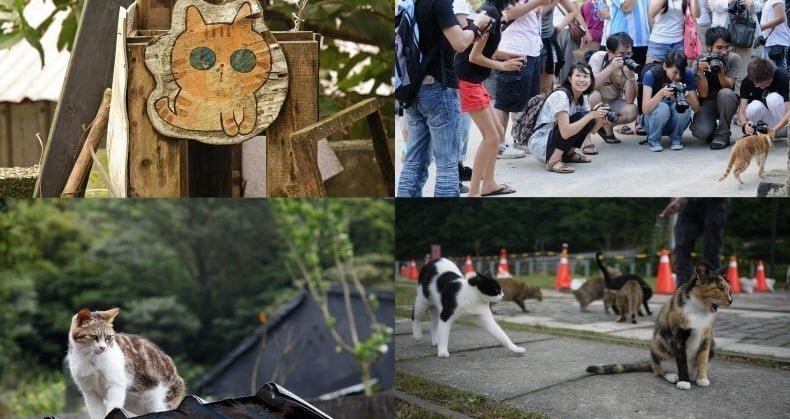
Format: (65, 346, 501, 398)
(0, 372, 65, 418)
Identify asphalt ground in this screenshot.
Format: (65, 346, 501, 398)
(396, 281, 790, 418)
(395, 115, 789, 197)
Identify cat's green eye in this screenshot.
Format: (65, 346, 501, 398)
(230, 49, 256, 73)
(190, 47, 216, 70)
(105, 335, 113, 342)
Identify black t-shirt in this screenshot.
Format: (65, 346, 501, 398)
(453, 3, 502, 84)
(739, 68, 790, 105)
(415, 0, 460, 89)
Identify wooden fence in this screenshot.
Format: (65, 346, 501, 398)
(0, 101, 54, 167)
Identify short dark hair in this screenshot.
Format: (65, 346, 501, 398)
(561, 62, 596, 102)
(747, 57, 776, 84)
(664, 49, 687, 73)
(705, 26, 732, 47)
(605, 32, 634, 53)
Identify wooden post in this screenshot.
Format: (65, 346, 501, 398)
(265, 32, 319, 197)
(62, 89, 112, 198)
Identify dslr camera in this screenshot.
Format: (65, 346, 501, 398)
(600, 103, 620, 123)
(668, 82, 689, 113)
(756, 35, 767, 46)
(703, 53, 725, 73)
(620, 52, 641, 72)
(752, 120, 770, 134)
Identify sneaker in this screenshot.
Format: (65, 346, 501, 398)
(513, 142, 531, 154)
(497, 144, 526, 159)
(648, 143, 664, 152)
(458, 164, 473, 181)
(710, 137, 730, 150)
(670, 142, 684, 150)
(459, 183, 470, 194)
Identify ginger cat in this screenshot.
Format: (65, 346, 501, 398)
(718, 133, 772, 189)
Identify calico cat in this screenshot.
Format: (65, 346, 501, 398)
(68, 308, 185, 418)
(615, 279, 643, 324)
(596, 252, 653, 315)
(494, 277, 543, 313)
(718, 132, 773, 188)
(586, 262, 733, 390)
(154, 2, 271, 136)
(412, 258, 526, 358)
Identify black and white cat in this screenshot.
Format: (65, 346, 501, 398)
(412, 258, 526, 358)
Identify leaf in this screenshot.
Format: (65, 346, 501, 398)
(57, 10, 76, 52)
(22, 22, 44, 66)
(0, 29, 23, 49)
(36, 11, 57, 38)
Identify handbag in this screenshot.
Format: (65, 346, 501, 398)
(569, 19, 586, 43)
(683, 2, 701, 59)
(729, 12, 757, 48)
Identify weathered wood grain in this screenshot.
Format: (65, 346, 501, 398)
(61, 89, 112, 198)
(107, 6, 130, 197)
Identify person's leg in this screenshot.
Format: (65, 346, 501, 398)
(425, 87, 462, 197)
(457, 110, 472, 179)
(702, 199, 729, 273)
(711, 89, 739, 148)
(540, 39, 554, 94)
(766, 92, 789, 138)
(397, 100, 431, 197)
(674, 201, 704, 288)
(689, 98, 717, 143)
(745, 98, 771, 126)
(642, 101, 671, 151)
(669, 103, 692, 149)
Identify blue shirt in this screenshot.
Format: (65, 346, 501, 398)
(643, 67, 697, 105)
(608, 0, 650, 47)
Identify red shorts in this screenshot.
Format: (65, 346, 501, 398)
(458, 79, 491, 112)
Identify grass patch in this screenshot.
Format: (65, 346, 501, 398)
(396, 370, 545, 419)
(0, 372, 65, 418)
(394, 399, 447, 419)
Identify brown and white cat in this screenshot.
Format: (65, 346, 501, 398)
(494, 277, 543, 313)
(586, 262, 732, 390)
(154, 2, 271, 136)
(718, 132, 773, 188)
(615, 279, 643, 324)
(68, 308, 185, 418)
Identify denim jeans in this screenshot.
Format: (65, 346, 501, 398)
(642, 101, 692, 147)
(397, 83, 461, 197)
(764, 45, 788, 70)
(457, 110, 471, 162)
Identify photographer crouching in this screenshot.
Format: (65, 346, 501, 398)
(689, 27, 743, 150)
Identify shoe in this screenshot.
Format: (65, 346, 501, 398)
(459, 183, 469, 194)
(710, 137, 730, 150)
(648, 143, 663, 152)
(481, 184, 516, 196)
(458, 164, 473, 181)
(497, 144, 526, 159)
(670, 143, 684, 150)
(514, 142, 531, 152)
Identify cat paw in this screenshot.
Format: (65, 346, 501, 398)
(511, 346, 526, 354)
(676, 381, 691, 390)
(664, 373, 679, 384)
(437, 350, 450, 358)
(696, 378, 710, 387)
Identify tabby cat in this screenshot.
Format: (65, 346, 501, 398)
(494, 277, 543, 313)
(586, 262, 733, 390)
(154, 2, 271, 136)
(615, 279, 643, 324)
(68, 308, 185, 418)
(412, 258, 526, 358)
(596, 252, 653, 315)
(718, 132, 772, 188)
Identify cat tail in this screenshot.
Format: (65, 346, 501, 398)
(718, 154, 735, 182)
(586, 360, 652, 374)
(595, 252, 612, 285)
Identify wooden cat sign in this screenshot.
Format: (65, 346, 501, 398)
(145, 0, 288, 144)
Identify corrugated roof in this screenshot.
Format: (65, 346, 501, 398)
(0, 1, 70, 102)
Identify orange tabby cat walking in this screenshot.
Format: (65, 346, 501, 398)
(718, 133, 773, 188)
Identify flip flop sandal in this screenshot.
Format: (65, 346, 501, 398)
(618, 125, 635, 135)
(582, 144, 598, 155)
(481, 184, 516, 196)
(546, 160, 575, 173)
(601, 134, 621, 144)
(562, 152, 592, 163)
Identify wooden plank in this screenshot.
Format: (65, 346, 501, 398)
(126, 43, 189, 197)
(0, 103, 10, 166)
(62, 89, 112, 198)
(10, 103, 44, 166)
(35, 0, 135, 196)
(366, 108, 395, 194)
(265, 37, 319, 197)
(107, 6, 130, 197)
(289, 98, 380, 145)
(290, 131, 325, 196)
(136, 0, 175, 30)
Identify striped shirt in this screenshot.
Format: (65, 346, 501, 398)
(608, 0, 650, 46)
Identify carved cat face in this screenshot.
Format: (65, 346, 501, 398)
(171, 2, 271, 97)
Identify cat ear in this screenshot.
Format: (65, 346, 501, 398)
(693, 262, 711, 282)
(186, 6, 207, 31)
(97, 307, 120, 323)
(233, 2, 254, 27)
(76, 308, 92, 324)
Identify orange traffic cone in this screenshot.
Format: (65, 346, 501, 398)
(400, 263, 408, 278)
(656, 248, 676, 294)
(465, 255, 475, 275)
(497, 248, 510, 278)
(408, 260, 419, 281)
(726, 255, 742, 293)
(553, 243, 571, 291)
(754, 260, 768, 292)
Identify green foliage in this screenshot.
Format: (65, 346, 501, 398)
(0, 372, 65, 418)
(123, 297, 201, 354)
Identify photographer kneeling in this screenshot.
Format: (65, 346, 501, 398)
(528, 62, 610, 173)
(588, 32, 640, 147)
(738, 57, 790, 137)
(689, 27, 742, 150)
(641, 49, 701, 152)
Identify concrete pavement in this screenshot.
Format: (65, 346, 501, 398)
(395, 116, 789, 197)
(396, 283, 790, 418)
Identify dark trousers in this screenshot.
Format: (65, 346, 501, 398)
(673, 198, 730, 287)
(546, 111, 596, 161)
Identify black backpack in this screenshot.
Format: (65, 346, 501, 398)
(394, 0, 437, 108)
(636, 61, 665, 114)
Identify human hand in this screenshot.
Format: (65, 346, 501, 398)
(501, 57, 525, 71)
(591, 103, 611, 120)
(698, 60, 710, 74)
(611, 55, 624, 69)
(744, 121, 755, 135)
(661, 85, 675, 98)
(473, 11, 491, 32)
(660, 198, 684, 217)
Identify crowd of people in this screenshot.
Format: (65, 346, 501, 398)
(396, 0, 790, 197)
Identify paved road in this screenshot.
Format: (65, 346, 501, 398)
(396, 282, 790, 418)
(395, 116, 789, 197)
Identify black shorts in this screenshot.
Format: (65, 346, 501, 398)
(493, 67, 530, 113)
(541, 35, 564, 76)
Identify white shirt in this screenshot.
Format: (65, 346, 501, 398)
(650, 0, 686, 43)
(761, 0, 790, 47)
(498, 0, 543, 57)
(453, 0, 472, 15)
(529, 90, 590, 162)
(707, 0, 731, 28)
